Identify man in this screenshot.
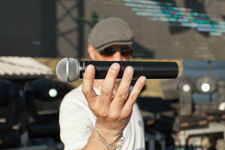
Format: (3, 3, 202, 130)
(59, 17, 146, 150)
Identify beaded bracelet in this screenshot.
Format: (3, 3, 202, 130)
(95, 121, 124, 150)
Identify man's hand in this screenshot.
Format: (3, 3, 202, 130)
(82, 63, 146, 146)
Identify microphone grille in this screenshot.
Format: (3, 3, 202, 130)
(56, 58, 79, 82)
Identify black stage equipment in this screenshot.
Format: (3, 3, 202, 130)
(157, 75, 225, 149)
(160, 76, 195, 116)
(160, 75, 225, 131)
(0, 79, 25, 148)
(161, 75, 225, 115)
(24, 77, 73, 138)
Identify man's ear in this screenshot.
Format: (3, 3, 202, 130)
(87, 44, 96, 60)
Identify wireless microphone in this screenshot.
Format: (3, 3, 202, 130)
(56, 58, 179, 82)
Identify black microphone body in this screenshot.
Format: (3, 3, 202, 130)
(80, 61, 178, 79)
(56, 58, 179, 82)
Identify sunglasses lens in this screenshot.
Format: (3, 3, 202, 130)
(100, 48, 116, 56)
(121, 48, 133, 57)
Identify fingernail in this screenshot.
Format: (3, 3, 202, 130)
(127, 66, 134, 75)
(140, 76, 146, 83)
(112, 63, 119, 70)
(86, 65, 93, 72)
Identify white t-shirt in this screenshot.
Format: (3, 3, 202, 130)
(59, 85, 145, 150)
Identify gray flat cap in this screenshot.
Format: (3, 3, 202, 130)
(88, 17, 134, 52)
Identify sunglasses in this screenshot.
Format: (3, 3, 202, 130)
(100, 47, 133, 57)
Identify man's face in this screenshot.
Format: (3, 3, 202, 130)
(94, 45, 133, 61)
(89, 45, 134, 86)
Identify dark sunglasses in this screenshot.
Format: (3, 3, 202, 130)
(100, 47, 133, 57)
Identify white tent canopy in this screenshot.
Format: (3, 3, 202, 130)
(0, 56, 53, 79)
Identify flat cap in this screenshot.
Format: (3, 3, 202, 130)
(88, 17, 134, 52)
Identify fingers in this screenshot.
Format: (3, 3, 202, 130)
(83, 63, 120, 108)
(122, 76, 146, 115)
(111, 66, 134, 111)
(99, 63, 120, 106)
(83, 63, 146, 118)
(82, 64, 97, 105)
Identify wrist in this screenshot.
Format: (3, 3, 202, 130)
(95, 120, 124, 150)
(96, 121, 123, 144)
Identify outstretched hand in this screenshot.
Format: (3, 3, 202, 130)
(82, 63, 146, 145)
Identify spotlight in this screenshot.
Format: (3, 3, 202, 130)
(219, 102, 225, 111)
(181, 83, 191, 93)
(195, 75, 217, 94)
(0, 79, 24, 148)
(26, 77, 72, 101)
(0, 79, 24, 129)
(48, 88, 58, 98)
(160, 76, 195, 116)
(25, 77, 73, 118)
(161, 75, 225, 120)
(24, 77, 73, 138)
(160, 76, 195, 100)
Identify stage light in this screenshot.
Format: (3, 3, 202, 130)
(218, 102, 225, 111)
(195, 75, 217, 94)
(160, 76, 195, 116)
(161, 75, 225, 118)
(0, 79, 24, 148)
(182, 83, 191, 93)
(0, 79, 24, 129)
(24, 77, 73, 138)
(25, 77, 73, 119)
(201, 83, 210, 92)
(160, 76, 195, 100)
(48, 88, 58, 98)
(26, 77, 72, 101)
(178, 80, 194, 93)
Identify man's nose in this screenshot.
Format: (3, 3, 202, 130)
(112, 51, 123, 61)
